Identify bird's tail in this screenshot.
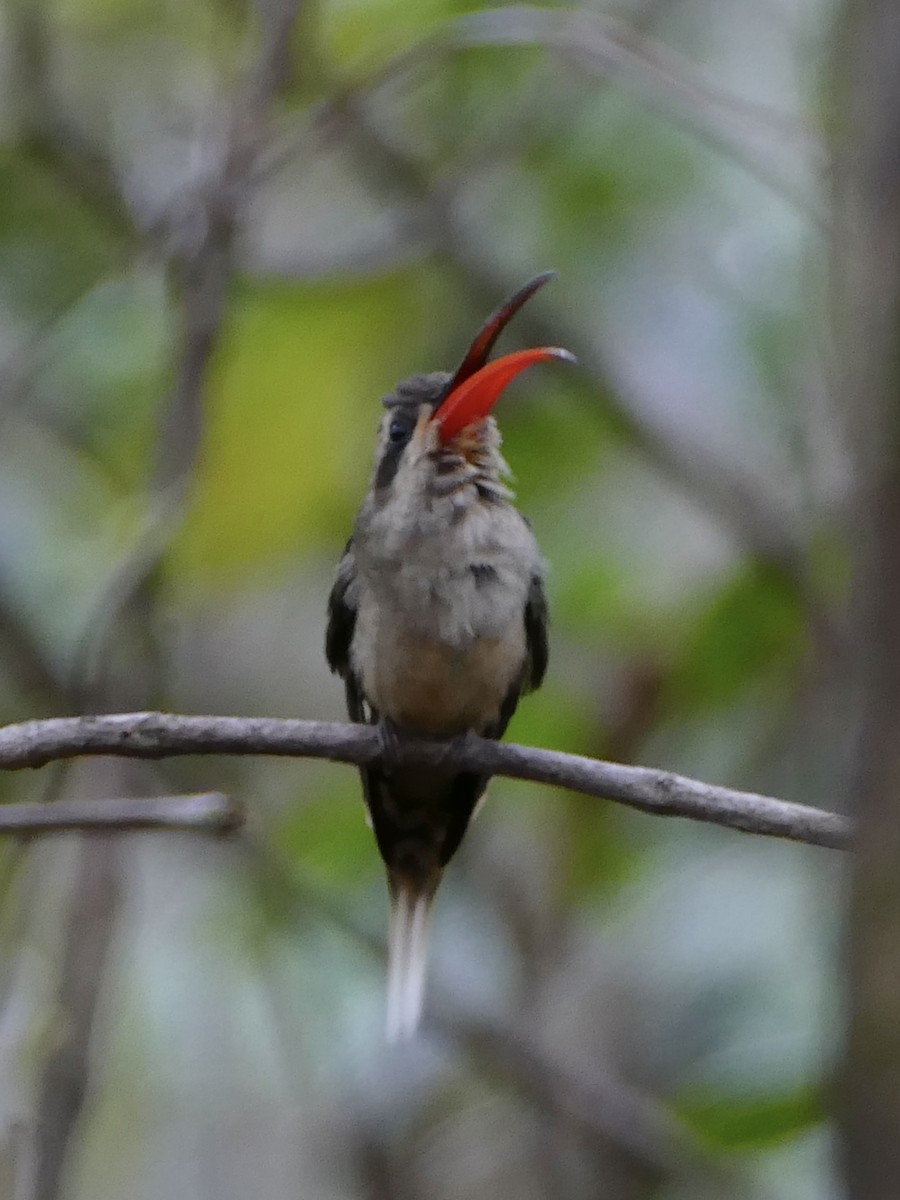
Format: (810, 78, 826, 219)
(386, 880, 435, 1042)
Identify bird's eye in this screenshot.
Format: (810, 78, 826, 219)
(388, 417, 411, 445)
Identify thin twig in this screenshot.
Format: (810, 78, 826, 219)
(0, 712, 850, 849)
(0, 791, 241, 835)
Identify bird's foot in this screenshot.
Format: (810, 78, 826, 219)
(437, 729, 482, 770)
(376, 717, 403, 768)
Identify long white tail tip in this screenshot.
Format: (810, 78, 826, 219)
(386, 887, 432, 1043)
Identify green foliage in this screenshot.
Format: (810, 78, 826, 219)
(501, 378, 616, 509)
(554, 556, 659, 649)
(663, 564, 806, 716)
(560, 797, 646, 901)
(677, 1083, 825, 1151)
(275, 773, 376, 890)
(38, 269, 170, 482)
(323, 0, 452, 65)
(171, 272, 445, 584)
(0, 150, 120, 314)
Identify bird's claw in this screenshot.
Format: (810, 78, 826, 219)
(375, 722, 482, 771)
(376, 718, 403, 768)
(437, 729, 482, 770)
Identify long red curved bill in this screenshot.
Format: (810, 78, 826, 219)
(433, 347, 575, 442)
(445, 271, 557, 396)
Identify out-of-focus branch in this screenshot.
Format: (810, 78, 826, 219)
(445, 6, 821, 218)
(0, 711, 849, 848)
(9, 1, 135, 241)
(447, 1011, 756, 1196)
(72, 0, 305, 707)
(239, 841, 761, 1198)
(264, 5, 821, 215)
(834, 1, 900, 1196)
(0, 792, 240, 835)
(152, 0, 302, 495)
(31, 838, 122, 1200)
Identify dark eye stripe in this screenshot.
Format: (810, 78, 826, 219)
(373, 408, 417, 490)
(375, 414, 414, 489)
(374, 442, 404, 489)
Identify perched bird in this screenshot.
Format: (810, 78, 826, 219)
(326, 273, 574, 1040)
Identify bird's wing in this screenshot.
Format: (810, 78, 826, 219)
(523, 571, 549, 693)
(325, 539, 371, 724)
(325, 538, 356, 675)
(326, 540, 395, 874)
(483, 570, 549, 743)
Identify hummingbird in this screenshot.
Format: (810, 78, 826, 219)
(326, 272, 574, 1040)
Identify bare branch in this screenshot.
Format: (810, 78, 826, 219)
(0, 791, 241, 835)
(0, 712, 849, 849)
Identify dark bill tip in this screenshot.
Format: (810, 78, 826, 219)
(446, 270, 558, 397)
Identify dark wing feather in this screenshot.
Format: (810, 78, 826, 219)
(326, 534, 375, 726)
(524, 572, 549, 692)
(483, 571, 549, 741)
(325, 539, 356, 675)
(438, 775, 488, 867)
(325, 538, 372, 725)
(327, 539, 393, 860)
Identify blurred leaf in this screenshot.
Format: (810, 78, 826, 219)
(505, 676, 593, 753)
(503, 676, 649, 899)
(37, 269, 170, 484)
(323, 0, 451, 66)
(677, 1083, 824, 1150)
(662, 564, 805, 716)
(526, 94, 700, 264)
(554, 557, 662, 650)
(561, 798, 645, 900)
(501, 377, 612, 510)
(170, 271, 446, 587)
(0, 150, 120, 316)
(275, 774, 377, 891)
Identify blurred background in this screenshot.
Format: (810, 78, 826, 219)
(0, 0, 851, 1197)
